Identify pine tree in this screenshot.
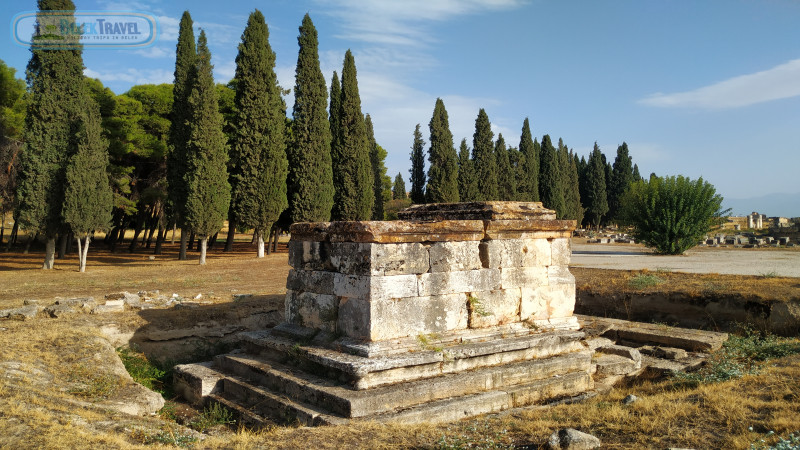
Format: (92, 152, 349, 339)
(538, 135, 563, 215)
(495, 134, 516, 201)
(585, 142, 609, 228)
(63, 106, 113, 272)
(288, 14, 333, 223)
(607, 142, 634, 223)
(472, 109, 497, 201)
(16, 0, 87, 269)
(183, 31, 231, 265)
(167, 11, 196, 260)
(457, 139, 478, 202)
(332, 50, 373, 220)
(366, 114, 385, 220)
(409, 124, 426, 204)
(518, 118, 539, 201)
(426, 98, 459, 203)
(230, 10, 288, 257)
(392, 173, 407, 199)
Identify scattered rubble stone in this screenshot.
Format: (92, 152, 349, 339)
(0, 305, 40, 320)
(622, 394, 638, 405)
(547, 428, 601, 449)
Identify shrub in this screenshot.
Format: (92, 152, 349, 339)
(619, 175, 726, 255)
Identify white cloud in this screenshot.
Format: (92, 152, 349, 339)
(639, 58, 800, 109)
(133, 45, 172, 59)
(84, 67, 173, 86)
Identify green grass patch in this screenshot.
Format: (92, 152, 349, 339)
(628, 273, 665, 289)
(189, 402, 235, 432)
(117, 347, 172, 398)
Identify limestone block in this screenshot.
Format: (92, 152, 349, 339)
(479, 238, 551, 269)
(521, 286, 549, 321)
(429, 241, 482, 272)
(285, 290, 338, 332)
(468, 288, 522, 328)
(370, 293, 469, 340)
(337, 297, 371, 339)
(500, 266, 548, 290)
(418, 269, 501, 297)
(286, 269, 336, 294)
(333, 273, 419, 299)
(550, 237, 571, 266)
(370, 242, 430, 275)
(547, 265, 575, 286)
(546, 283, 576, 319)
(288, 240, 331, 271)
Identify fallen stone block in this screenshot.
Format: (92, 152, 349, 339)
(547, 428, 601, 449)
(0, 305, 40, 320)
(91, 304, 125, 314)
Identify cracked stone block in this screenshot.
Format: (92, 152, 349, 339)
(418, 269, 501, 297)
(429, 241, 482, 272)
(468, 289, 522, 328)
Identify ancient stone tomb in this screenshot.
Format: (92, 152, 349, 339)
(175, 202, 595, 425)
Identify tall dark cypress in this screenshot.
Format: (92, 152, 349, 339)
(508, 147, 524, 201)
(585, 142, 609, 228)
(328, 70, 341, 170)
(392, 173, 407, 200)
(183, 31, 231, 265)
(231, 10, 288, 257)
(607, 142, 634, 223)
(495, 134, 515, 201)
(519, 118, 539, 201)
(408, 124, 426, 204)
(563, 151, 583, 224)
(366, 114, 385, 220)
(288, 14, 333, 223)
(457, 138, 479, 201)
(632, 163, 642, 182)
(332, 50, 372, 220)
(538, 135, 563, 214)
(426, 98, 459, 203)
(16, 0, 87, 269)
(167, 11, 196, 260)
(472, 108, 496, 201)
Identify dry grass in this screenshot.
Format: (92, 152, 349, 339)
(1, 237, 799, 448)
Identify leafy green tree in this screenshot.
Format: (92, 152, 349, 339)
(608, 142, 634, 223)
(457, 138, 479, 201)
(518, 118, 539, 202)
(619, 175, 725, 254)
(63, 105, 113, 272)
(288, 14, 333, 223)
(183, 31, 231, 265)
(426, 98, 458, 203)
(331, 50, 373, 220)
(538, 135, 563, 215)
(16, 0, 88, 269)
(366, 114, 386, 220)
(584, 142, 608, 228)
(230, 10, 288, 257)
(0, 60, 26, 246)
(495, 134, 516, 201)
(167, 11, 196, 260)
(408, 123, 426, 204)
(392, 173, 407, 199)
(472, 108, 496, 201)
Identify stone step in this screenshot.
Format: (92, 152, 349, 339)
(206, 392, 269, 429)
(240, 328, 586, 389)
(576, 315, 728, 352)
(215, 349, 593, 418)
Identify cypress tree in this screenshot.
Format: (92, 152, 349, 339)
(585, 142, 609, 228)
(633, 163, 642, 182)
(426, 98, 459, 203)
(561, 150, 583, 224)
(167, 11, 196, 260)
(495, 134, 516, 201)
(366, 114, 385, 220)
(607, 142, 634, 223)
(457, 138, 478, 201)
(332, 50, 373, 220)
(183, 31, 231, 265)
(231, 10, 288, 257)
(63, 106, 113, 272)
(329, 71, 341, 156)
(288, 14, 333, 223)
(557, 138, 571, 218)
(16, 0, 86, 269)
(538, 135, 563, 214)
(518, 118, 539, 202)
(472, 109, 496, 201)
(409, 124, 426, 204)
(392, 173, 407, 199)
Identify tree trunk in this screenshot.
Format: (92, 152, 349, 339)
(199, 237, 208, 265)
(208, 231, 218, 250)
(171, 222, 176, 244)
(23, 232, 36, 254)
(144, 221, 157, 249)
(128, 211, 145, 253)
(75, 235, 90, 273)
(179, 230, 188, 260)
(257, 231, 265, 258)
(272, 226, 280, 253)
(43, 237, 55, 269)
(8, 221, 19, 249)
(224, 217, 236, 252)
(57, 232, 68, 259)
(0, 213, 5, 247)
(154, 222, 165, 255)
(188, 231, 195, 251)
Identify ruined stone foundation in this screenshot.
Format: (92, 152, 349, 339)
(175, 202, 595, 425)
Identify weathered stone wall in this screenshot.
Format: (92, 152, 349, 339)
(285, 202, 577, 342)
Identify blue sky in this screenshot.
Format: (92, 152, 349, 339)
(3, 0, 800, 216)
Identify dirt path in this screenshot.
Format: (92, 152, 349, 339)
(571, 243, 800, 277)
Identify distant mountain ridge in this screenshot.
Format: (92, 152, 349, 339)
(723, 192, 800, 218)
